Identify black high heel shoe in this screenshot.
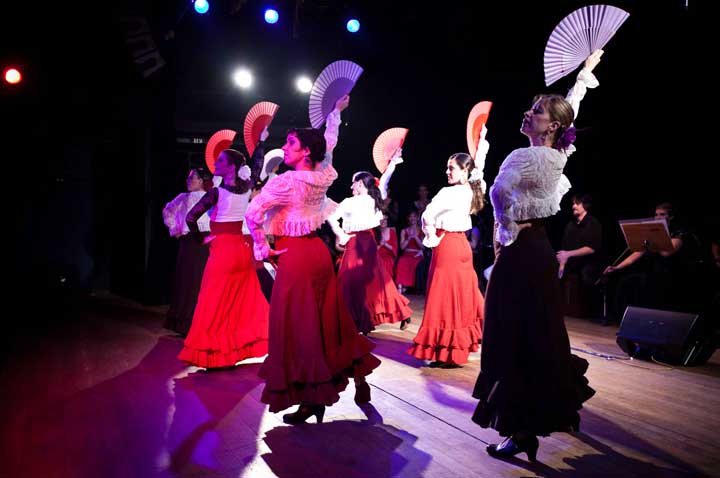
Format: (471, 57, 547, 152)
(399, 318, 411, 330)
(354, 380, 371, 404)
(282, 404, 325, 424)
(486, 435, 538, 462)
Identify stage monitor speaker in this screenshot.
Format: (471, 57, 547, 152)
(616, 306, 712, 366)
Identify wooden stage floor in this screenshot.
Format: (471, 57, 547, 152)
(1, 293, 718, 478)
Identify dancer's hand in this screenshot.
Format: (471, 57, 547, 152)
(260, 126, 270, 142)
(603, 265, 618, 275)
(335, 94, 350, 112)
(584, 49, 603, 73)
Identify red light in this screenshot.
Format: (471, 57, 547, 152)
(4, 68, 22, 85)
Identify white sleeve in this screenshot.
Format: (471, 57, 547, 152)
(322, 109, 342, 167)
(490, 149, 533, 246)
(162, 194, 185, 236)
(378, 157, 401, 200)
(565, 68, 599, 122)
(326, 198, 353, 245)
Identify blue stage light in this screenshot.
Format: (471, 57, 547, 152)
(346, 19, 360, 33)
(194, 0, 209, 15)
(264, 9, 279, 24)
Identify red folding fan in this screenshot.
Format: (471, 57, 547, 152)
(544, 4, 629, 86)
(308, 60, 364, 129)
(205, 129, 237, 173)
(466, 101, 492, 158)
(372, 128, 408, 174)
(243, 101, 280, 157)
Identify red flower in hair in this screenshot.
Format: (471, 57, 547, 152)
(374, 177, 380, 187)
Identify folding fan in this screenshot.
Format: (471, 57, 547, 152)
(308, 60, 364, 128)
(261, 148, 284, 181)
(544, 4, 629, 86)
(466, 101, 493, 159)
(372, 128, 408, 174)
(205, 129, 237, 173)
(243, 101, 280, 157)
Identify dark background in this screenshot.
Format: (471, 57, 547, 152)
(2, 0, 710, 304)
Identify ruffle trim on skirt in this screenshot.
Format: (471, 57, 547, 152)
(471, 354, 596, 436)
(178, 339, 268, 368)
(407, 322, 482, 364)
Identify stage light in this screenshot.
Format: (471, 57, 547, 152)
(233, 69, 253, 89)
(264, 8, 279, 24)
(346, 19, 360, 33)
(4, 67, 22, 85)
(194, 0, 209, 15)
(296, 76, 313, 93)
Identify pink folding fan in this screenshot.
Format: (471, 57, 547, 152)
(205, 129, 237, 173)
(243, 101, 279, 157)
(544, 4, 629, 86)
(466, 101, 492, 159)
(308, 60, 364, 128)
(373, 128, 408, 174)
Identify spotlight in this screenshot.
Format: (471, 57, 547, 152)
(264, 9, 279, 24)
(346, 19, 360, 33)
(3, 67, 22, 85)
(233, 69, 253, 89)
(194, 0, 209, 15)
(296, 76, 313, 93)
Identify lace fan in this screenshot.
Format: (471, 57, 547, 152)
(243, 101, 280, 157)
(261, 148, 284, 181)
(308, 60, 364, 128)
(466, 101, 492, 158)
(205, 129, 237, 173)
(373, 128, 408, 174)
(544, 4, 629, 86)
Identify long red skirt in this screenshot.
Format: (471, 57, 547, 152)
(179, 223, 269, 368)
(377, 229, 398, 280)
(408, 231, 483, 364)
(338, 230, 412, 334)
(259, 233, 381, 413)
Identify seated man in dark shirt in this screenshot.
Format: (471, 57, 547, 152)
(557, 194, 603, 318)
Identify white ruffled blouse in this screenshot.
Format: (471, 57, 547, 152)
(421, 184, 473, 244)
(245, 109, 341, 237)
(491, 67, 598, 246)
(162, 191, 210, 237)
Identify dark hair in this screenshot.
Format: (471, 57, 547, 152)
(572, 193, 592, 212)
(219, 149, 251, 193)
(532, 94, 576, 151)
(287, 127, 327, 166)
(191, 167, 215, 191)
(655, 201, 675, 218)
(448, 152, 485, 214)
(352, 171, 383, 211)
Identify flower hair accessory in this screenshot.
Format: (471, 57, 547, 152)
(237, 165, 252, 180)
(374, 177, 380, 187)
(555, 126, 577, 150)
(469, 168, 482, 183)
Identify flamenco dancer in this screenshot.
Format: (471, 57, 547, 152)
(178, 142, 270, 369)
(162, 167, 214, 337)
(471, 50, 603, 460)
(407, 146, 486, 368)
(327, 152, 413, 335)
(245, 95, 381, 424)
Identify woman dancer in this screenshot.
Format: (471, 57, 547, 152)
(471, 51, 602, 460)
(327, 154, 412, 335)
(179, 145, 269, 369)
(407, 148, 486, 368)
(162, 168, 214, 336)
(245, 95, 380, 424)
(395, 210, 425, 294)
(377, 212, 399, 287)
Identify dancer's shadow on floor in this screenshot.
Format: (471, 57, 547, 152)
(369, 335, 426, 368)
(496, 408, 710, 478)
(261, 403, 432, 478)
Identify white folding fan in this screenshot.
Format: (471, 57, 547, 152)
(544, 4, 629, 86)
(308, 60, 364, 129)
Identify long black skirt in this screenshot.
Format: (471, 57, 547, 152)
(164, 234, 210, 336)
(472, 221, 595, 437)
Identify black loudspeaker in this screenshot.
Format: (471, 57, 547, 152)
(616, 306, 714, 366)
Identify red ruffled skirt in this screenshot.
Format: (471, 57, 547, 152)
(337, 230, 412, 334)
(408, 231, 483, 364)
(259, 233, 381, 413)
(179, 222, 270, 368)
